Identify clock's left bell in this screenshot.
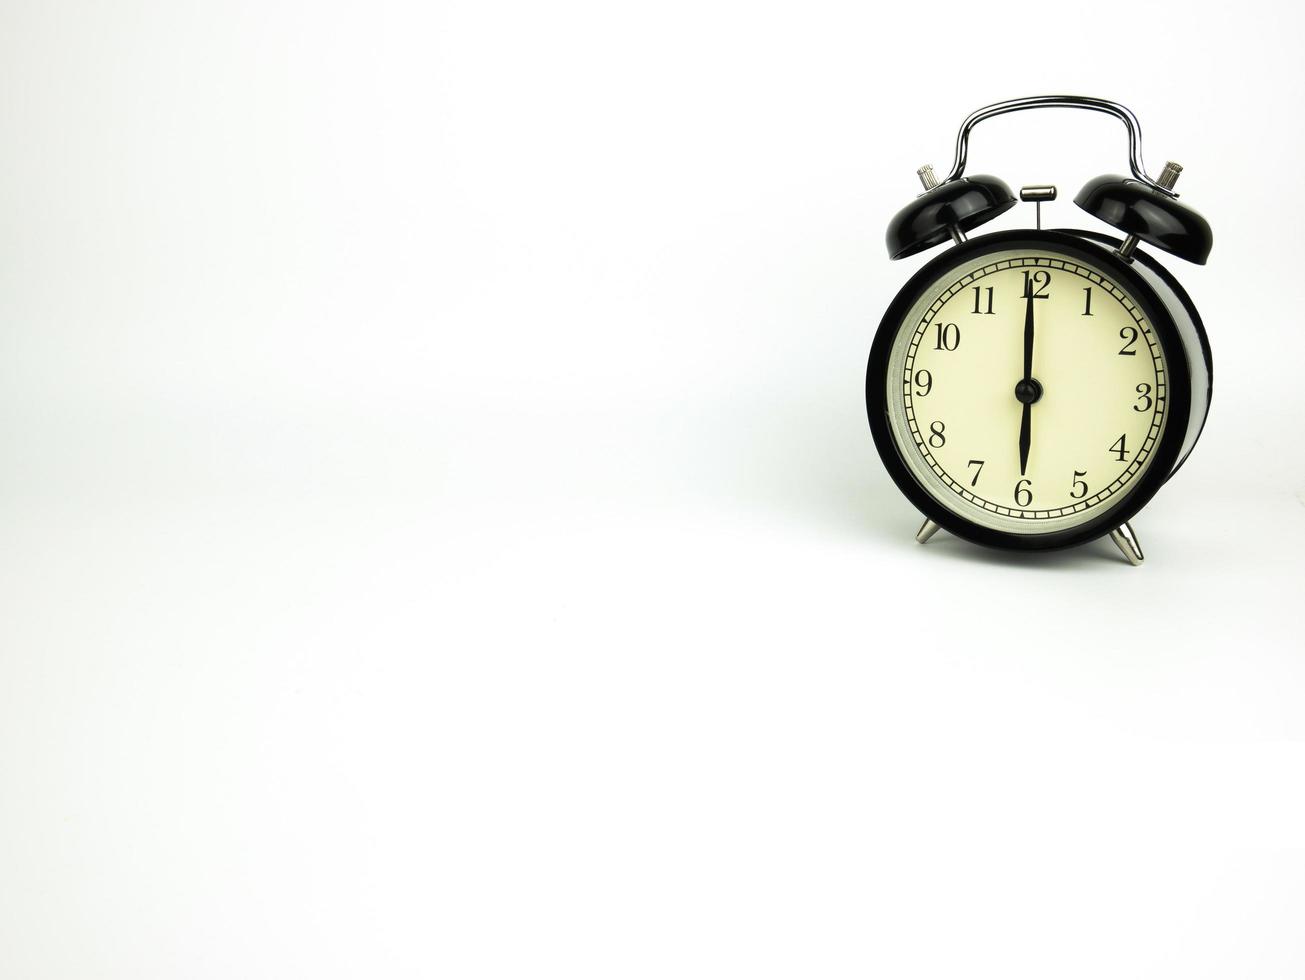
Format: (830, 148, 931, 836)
(885, 172, 1015, 260)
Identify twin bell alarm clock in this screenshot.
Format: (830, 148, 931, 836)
(865, 95, 1213, 565)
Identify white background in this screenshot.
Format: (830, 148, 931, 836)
(2, 0, 1304, 976)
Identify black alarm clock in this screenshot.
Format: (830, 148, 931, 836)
(865, 96, 1213, 565)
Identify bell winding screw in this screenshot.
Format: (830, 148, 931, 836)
(917, 164, 967, 245)
(1116, 161, 1182, 261)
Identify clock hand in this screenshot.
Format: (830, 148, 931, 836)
(1018, 288, 1035, 476)
(1019, 402, 1031, 476)
(1022, 284, 1035, 382)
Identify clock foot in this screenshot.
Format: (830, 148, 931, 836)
(915, 518, 942, 544)
(1108, 522, 1144, 566)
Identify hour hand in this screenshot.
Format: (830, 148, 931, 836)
(1019, 402, 1031, 476)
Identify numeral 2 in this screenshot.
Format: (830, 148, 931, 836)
(1119, 325, 1139, 355)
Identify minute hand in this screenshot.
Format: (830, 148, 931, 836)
(1018, 289, 1035, 476)
(1022, 287, 1035, 381)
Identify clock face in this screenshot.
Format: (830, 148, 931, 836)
(882, 247, 1169, 534)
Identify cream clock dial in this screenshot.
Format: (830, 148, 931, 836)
(867, 229, 1207, 556)
(884, 250, 1166, 534)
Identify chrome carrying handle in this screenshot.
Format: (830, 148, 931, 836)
(941, 95, 1178, 198)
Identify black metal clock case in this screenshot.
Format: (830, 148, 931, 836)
(865, 96, 1213, 564)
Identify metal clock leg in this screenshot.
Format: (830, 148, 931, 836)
(1109, 522, 1145, 566)
(915, 518, 942, 544)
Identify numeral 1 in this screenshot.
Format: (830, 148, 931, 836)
(1082, 287, 1094, 316)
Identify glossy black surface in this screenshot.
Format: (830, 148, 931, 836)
(1074, 174, 1213, 264)
(884, 175, 1016, 260)
(866, 229, 1193, 553)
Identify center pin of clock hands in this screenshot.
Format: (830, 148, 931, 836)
(1014, 286, 1045, 476)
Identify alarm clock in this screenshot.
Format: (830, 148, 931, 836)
(865, 96, 1213, 565)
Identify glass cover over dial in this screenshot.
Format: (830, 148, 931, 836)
(884, 249, 1167, 534)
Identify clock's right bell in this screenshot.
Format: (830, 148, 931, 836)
(1075, 173, 1213, 264)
